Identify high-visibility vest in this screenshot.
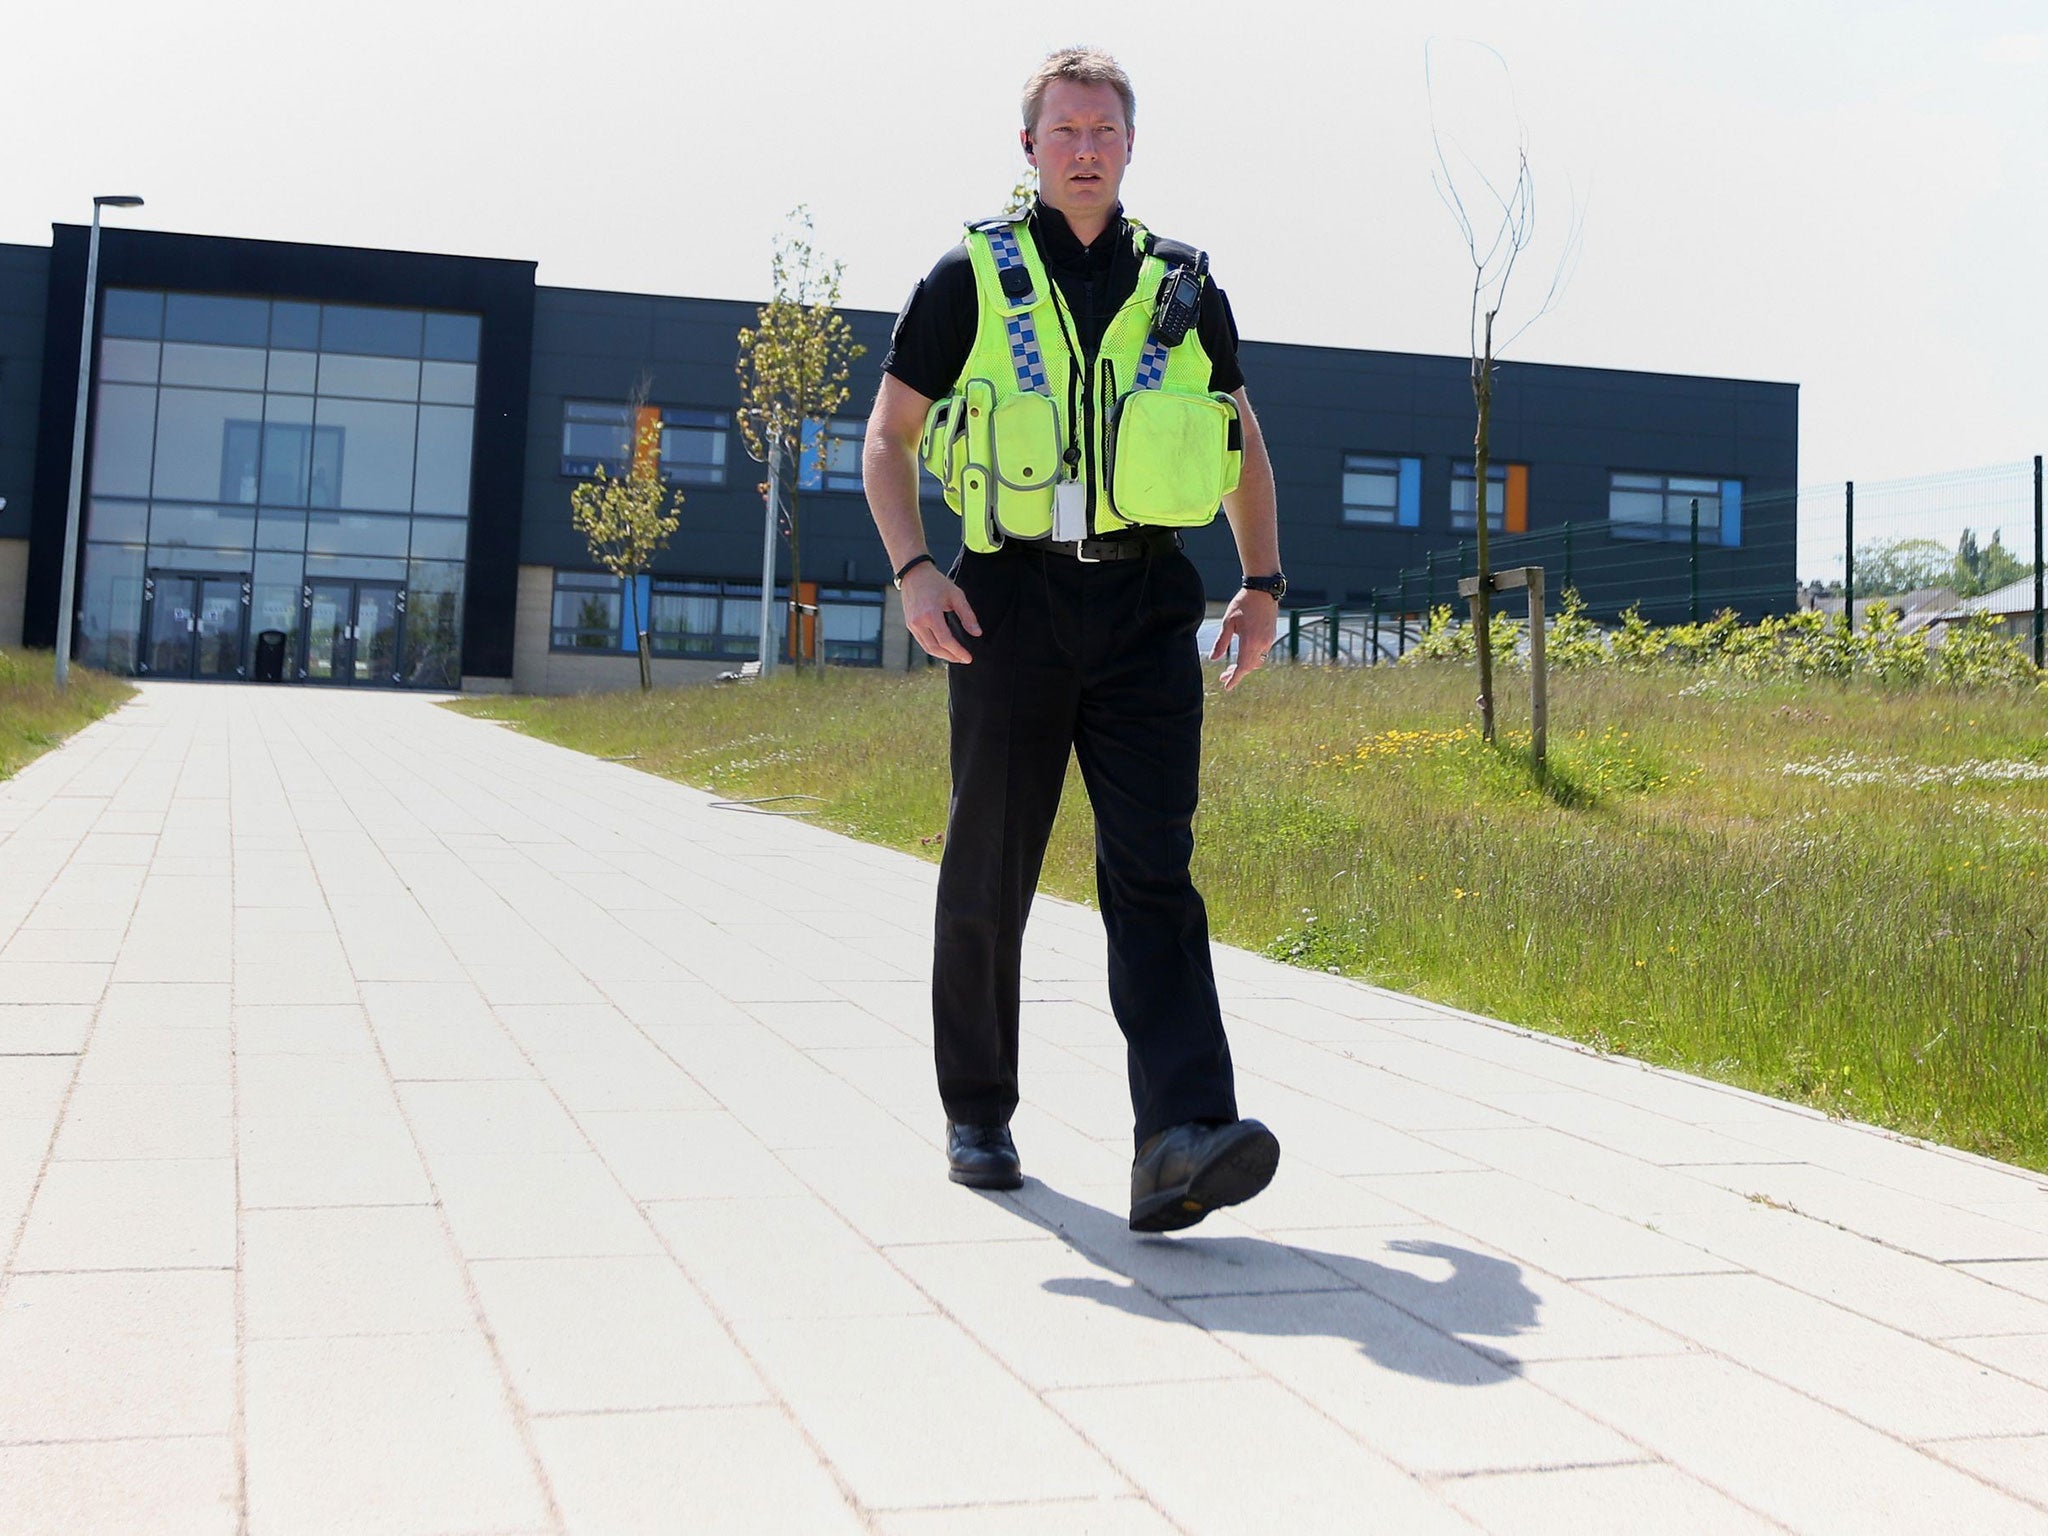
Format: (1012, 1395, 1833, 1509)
(920, 215, 1243, 554)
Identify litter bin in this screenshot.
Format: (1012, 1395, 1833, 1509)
(253, 629, 287, 683)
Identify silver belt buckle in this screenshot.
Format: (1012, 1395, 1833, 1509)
(1075, 538, 1101, 564)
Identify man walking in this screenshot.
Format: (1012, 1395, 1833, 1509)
(862, 46, 1287, 1232)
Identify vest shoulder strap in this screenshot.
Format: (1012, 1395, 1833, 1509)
(1141, 232, 1207, 272)
(963, 219, 1040, 313)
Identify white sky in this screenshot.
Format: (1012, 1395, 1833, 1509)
(6, 0, 2044, 563)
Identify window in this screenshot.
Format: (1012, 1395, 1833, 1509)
(1342, 453, 1421, 526)
(1450, 462, 1508, 532)
(1609, 473, 1734, 544)
(643, 577, 886, 666)
(551, 571, 621, 649)
(561, 402, 730, 483)
(561, 402, 632, 478)
(649, 578, 789, 660)
(660, 409, 729, 486)
(798, 417, 865, 493)
(817, 586, 885, 666)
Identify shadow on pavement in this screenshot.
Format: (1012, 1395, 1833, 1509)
(993, 1181, 1542, 1385)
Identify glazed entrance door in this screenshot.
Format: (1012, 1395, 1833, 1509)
(141, 571, 249, 679)
(303, 581, 405, 686)
(349, 584, 401, 685)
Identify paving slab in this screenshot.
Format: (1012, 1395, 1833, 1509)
(4, 681, 2046, 1532)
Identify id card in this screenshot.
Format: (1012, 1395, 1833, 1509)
(1053, 479, 1087, 542)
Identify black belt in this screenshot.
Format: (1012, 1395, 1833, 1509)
(1009, 529, 1180, 562)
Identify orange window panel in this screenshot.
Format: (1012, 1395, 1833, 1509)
(1506, 464, 1528, 533)
(633, 405, 661, 477)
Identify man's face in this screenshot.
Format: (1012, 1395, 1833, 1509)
(1024, 79, 1132, 224)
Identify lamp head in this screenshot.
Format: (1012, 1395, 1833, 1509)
(94, 195, 144, 209)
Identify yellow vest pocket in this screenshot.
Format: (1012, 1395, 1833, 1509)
(1106, 389, 1241, 527)
(920, 394, 966, 514)
(989, 390, 1061, 540)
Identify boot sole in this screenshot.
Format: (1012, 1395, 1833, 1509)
(1130, 1123, 1281, 1233)
(949, 1164, 1024, 1191)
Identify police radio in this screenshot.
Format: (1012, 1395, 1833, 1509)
(1150, 251, 1209, 347)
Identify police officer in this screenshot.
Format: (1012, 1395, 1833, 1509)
(862, 46, 1285, 1232)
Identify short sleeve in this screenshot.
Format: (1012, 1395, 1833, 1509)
(1199, 281, 1244, 395)
(881, 243, 980, 403)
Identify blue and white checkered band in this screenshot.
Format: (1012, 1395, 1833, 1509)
(986, 226, 1049, 395)
(1133, 337, 1170, 392)
(1004, 315, 1050, 393)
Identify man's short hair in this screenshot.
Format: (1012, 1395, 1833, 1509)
(1021, 47, 1135, 135)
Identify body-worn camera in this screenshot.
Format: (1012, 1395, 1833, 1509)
(1150, 252, 1209, 347)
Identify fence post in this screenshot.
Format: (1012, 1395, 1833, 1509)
(1371, 602, 1382, 665)
(2034, 454, 2043, 670)
(1527, 566, 1547, 769)
(1327, 603, 1340, 663)
(1426, 551, 1438, 617)
(1288, 608, 1300, 663)
(1844, 479, 1855, 631)
(1397, 573, 1409, 658)
(1563, 522, 1574, 595)
(1689, 496, 1701, 623)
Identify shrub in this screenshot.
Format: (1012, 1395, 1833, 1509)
(1933, 613, 2039, 688)
(1545, 587, 1609, 670)
(1397, 597, 2041, 693)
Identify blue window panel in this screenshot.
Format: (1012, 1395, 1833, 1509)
(1397, 457, 1421, 527)
(1720, 480, 1742, 547)
(619, 575, 651, 651)
(101, 289, 164, 340)
(423, 313, 482, 363)
(164, 293, 270, 348)
(270, 302, 321, 350)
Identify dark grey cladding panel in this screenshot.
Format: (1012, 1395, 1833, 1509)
(522, 286, 900, 573)
(519, 286, 1795, 617)
(0, 243, 51, 539)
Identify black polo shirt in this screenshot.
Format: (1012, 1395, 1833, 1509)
(882, 199, 1245, 402)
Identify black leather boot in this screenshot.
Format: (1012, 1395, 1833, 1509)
(947, 1122, 1023, 1190)
(1129, 1119, 1280, 1232)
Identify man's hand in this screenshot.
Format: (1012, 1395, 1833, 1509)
(903, 562, 982, 664)
(1210, 588, 1278, 690)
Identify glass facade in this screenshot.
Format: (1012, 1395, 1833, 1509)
(76, 289, 480, 687)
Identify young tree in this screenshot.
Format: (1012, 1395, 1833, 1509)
(1003, 169, 1038, 217)
(1852, 536, 1953, 595)
(735, 208, 865, 669)
(1428, 42, 1582, 741)
(1955, 527, 2028, 598)
(569, 377, 684, 689)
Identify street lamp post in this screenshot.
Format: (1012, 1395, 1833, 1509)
(54, 194, 144, 689)
(758, 432, 780, 677)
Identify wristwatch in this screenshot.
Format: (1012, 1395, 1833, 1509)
(1240, 572, 1287, 601)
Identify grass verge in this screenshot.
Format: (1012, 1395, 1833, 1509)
(450, 663, 2048, 1170)
(0, 650, 135, 781)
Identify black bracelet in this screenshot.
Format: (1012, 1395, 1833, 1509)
(894, 553, 936, 588)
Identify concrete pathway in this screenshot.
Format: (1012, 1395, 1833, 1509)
(6, 684, 2048, 1534)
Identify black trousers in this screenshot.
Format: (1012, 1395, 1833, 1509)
(932, 537, 1239, 1150)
